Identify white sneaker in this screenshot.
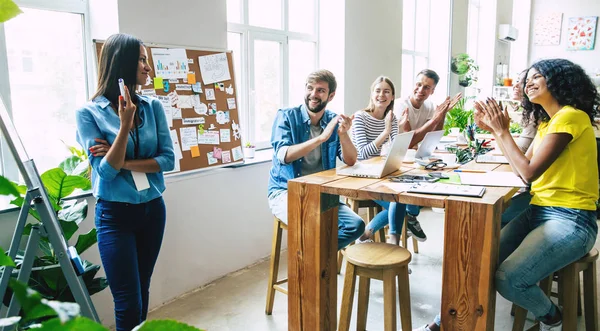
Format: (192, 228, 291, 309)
(355, 237, 374, 244)
(539, 321, 562, 331)
(412, 325, 432, 331)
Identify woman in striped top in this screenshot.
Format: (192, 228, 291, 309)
(353, 76, 415, 245)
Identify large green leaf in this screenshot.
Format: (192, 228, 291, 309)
(8, 279, 57, 323)
(41, 169, 91, 201)
(59, 199, 88, 226)
(0, 175, 21, 197)
(134, 320, 205, 331)
(0, 0, 23, 23)
(74, 228, 97, 255)
(59, 156, 83, 176)
(0, 246, 15, 267)
(59, 220, 79, 241)
(35, 317, 108, 331)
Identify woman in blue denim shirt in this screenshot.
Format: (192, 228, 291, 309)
(75, 33, 174, 331)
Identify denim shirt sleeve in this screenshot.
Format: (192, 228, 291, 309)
(150, 99, 175, 171)
(271, 110, 293, 165)
(75, 107, 119, 181)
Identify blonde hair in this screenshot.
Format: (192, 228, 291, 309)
(364, 76, 395, 115)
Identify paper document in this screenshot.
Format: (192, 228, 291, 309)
(408, 182, 486, 198)
(383, 182, 415, 192)
(458, 171, 528, 188)
(476, 154, 509, 164)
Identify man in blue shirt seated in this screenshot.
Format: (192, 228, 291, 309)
(267, 69, 364, 250)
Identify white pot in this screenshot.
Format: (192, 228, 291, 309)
(449, 127, 461, 136)
(244, 147, 255, 158)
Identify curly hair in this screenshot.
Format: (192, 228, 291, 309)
(521, 59, 600, 128)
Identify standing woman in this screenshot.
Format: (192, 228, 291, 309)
(353, 76, 418, 245)
(475, 59, 599, 330)
(76, 33, 174, 331)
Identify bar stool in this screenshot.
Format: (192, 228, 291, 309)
(265, 216, 288, 315)
(512, 248, 598, 331)
(338, 242, 412, 331)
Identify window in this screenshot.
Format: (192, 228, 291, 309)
(0, 0, 92, 181)
(401, 0, 431, 99)
(227, 0, 319, 149)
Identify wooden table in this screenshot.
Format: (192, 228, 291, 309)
(287, 160, 520, 330)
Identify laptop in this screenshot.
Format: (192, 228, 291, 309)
(403, 130, 444, 163)
(336, 131, 414, 178)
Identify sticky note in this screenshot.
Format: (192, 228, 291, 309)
(187, 73, 197, 84)
(154, 77, 164, 89)
(190, 145, 200, 158)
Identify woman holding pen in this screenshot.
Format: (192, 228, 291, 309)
(76, 33, 174, 330)
(473, 58, 599, 330)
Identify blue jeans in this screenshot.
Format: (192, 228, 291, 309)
(496, 205, 597, 319)
(95, 197, 167, 331)
(366, 202, 420, 235)
(501, 191, 532, 228)
(268, 191, 364, 250)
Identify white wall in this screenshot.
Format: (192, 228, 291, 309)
(449, 0, 469, 97)
(528, 0, 600, 73)
(343, 0, 403, 115)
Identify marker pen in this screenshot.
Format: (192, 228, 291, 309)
(118, 78, 126, 97)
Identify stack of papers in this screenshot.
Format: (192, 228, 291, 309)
(458, 171, 528, 187)
(476, 154, 508, 164)
(383, 182, 486, 198)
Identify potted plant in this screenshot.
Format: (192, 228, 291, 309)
(244, 142, 255, 158)
(451, 53, 479, 87)
(443, 97, 473, 136)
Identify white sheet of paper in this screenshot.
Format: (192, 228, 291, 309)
(227, 98, 236, 109)
(382, 182, 415, 193)
(180, 127, 198, 151)
(176, 84, 192, 91)
(177, 95, 193, 109)
(172, 107, 182, 120)
(198, 53, 231, 84)
(163, 106, 173, 128)
(157, 96, 170, 108)
(182, 117, 205, 125)
(194, 102, 208, 115)
(207, 151, 218, 165)
(220, 129, 231, 142)
(205, 89, 216, 101)
(141, 89, 156, 96)
(232, 146, 243, 161)
(170, 130, 183, 160)
(131, 171, 150, 191)
(197, 131, 220, 145)
(151, 48, 189, 79)
(458, 171, 528, 187)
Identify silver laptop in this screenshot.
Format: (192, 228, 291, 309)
(336, 131, 414, 178)
(404, 130, 444, 162)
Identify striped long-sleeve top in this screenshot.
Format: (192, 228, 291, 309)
(352, 110, 398, 160)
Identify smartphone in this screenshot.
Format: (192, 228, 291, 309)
(118, 78, 126, 97)
(389, 175, 439, 183)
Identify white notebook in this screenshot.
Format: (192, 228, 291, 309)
(407, 182, 486, 198)
(458, 171, 528, 188)
(476, 154, 509, 164)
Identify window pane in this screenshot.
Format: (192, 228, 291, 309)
(414, 56, 428, 75)
(253, 40, 282, 143)
(402, 0, 415, 51)
(289, 0, 315, 34)
(227, 32, 245, 139)
(415, 0, 430, 53)
(467, 3, 479, 61)
(249, 0, 282, 30)
(401, 54, 414, 99)
(288, 40, 315, 108)
(5, 8, 86, 173)
(227, 0, 242, 23)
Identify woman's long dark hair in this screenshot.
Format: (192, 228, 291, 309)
(92, 33, 142, 106)
(521, 58, 600, 127)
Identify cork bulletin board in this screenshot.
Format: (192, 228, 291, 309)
(94, 41, 244, 174)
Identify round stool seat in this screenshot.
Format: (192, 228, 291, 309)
(344, 242, 411, 269)
(578, 248, 599, 264)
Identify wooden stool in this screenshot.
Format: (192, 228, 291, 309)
(338, 198, 384, 274)
(512, 248, 598, 331)
(338, 242, 412, 331)
(265, 217, 288, 315)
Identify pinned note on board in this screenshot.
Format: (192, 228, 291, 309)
(190, 145, 200, 158)
(154, 77, 164, 89)
(187, 72, 197, 85)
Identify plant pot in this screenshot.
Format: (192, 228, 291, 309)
(244, 147, 255, 158)
(458, 74, 471, 87)
(449, 127, 461, 136)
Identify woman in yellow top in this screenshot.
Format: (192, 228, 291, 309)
(474, 58, 599, 331)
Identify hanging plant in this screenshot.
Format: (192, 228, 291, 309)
(451, 53, 479, 87)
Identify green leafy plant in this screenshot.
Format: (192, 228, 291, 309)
(0, 0, 23, 23)
(451, 53, 479, 87)
(0, 247, 205, 330)
(244, 142, 255, 149)
(443, 97, 473, 135)
(0, 144, 106, 304)
(510, 122, 523, 134)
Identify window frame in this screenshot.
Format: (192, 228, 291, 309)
(227, 0, 319, 150)
(401, 0, 431, 95)
(0, 0, 94, 181)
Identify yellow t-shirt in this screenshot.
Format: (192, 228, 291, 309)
(530, 106, 599, 210)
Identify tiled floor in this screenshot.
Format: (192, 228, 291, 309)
(148, 208, 597, 330)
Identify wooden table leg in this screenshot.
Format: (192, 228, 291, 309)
(441, 198, 503, 331)
(288, 181, 339, 331)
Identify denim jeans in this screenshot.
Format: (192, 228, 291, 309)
(501, 191, 532, 228)
(496, 205, 597, 319)
(268, 191, 365, 250)
(366, 202, 421, 235)
(95, 197, 167, 331)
